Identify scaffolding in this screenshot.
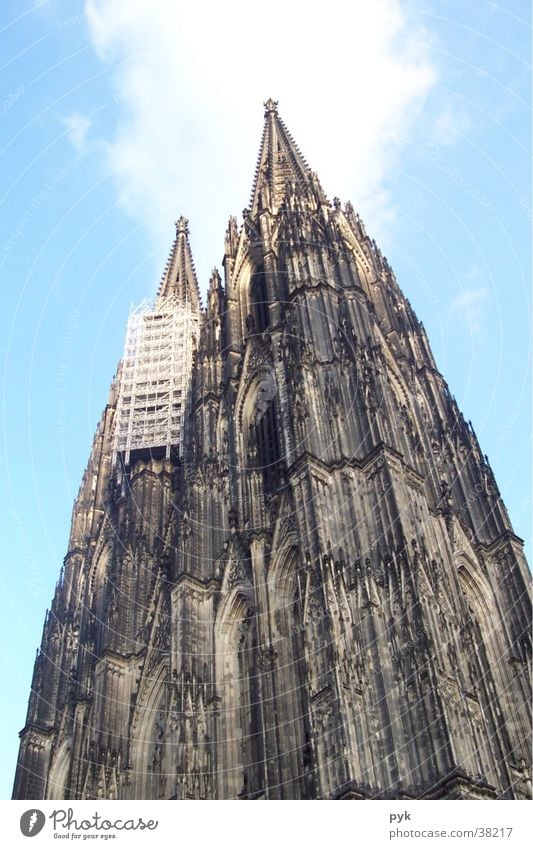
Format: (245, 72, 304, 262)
(113, 296, 199, 464)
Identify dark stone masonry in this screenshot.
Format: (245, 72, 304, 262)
(13, 101, 531, 800)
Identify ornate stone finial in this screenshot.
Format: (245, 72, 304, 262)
(175, 216, 189, 235)
(209, 267, 221, 289)
(264, 98, 279, 116)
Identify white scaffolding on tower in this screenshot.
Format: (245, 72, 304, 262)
(113, 295, 198, 465)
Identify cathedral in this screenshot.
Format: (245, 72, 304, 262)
(13, 100, 531, 801)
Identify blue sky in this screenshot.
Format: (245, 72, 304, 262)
(0, 0, 530, 799)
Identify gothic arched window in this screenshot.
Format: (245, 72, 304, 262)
(254, 401, 281, 492)
(251, 264, 268, 332)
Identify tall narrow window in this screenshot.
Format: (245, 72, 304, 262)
(255, 402, 280, 492)
(251, 264, 269, 332)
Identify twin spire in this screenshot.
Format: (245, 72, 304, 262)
(157, 215, 201, 309)
(250, 98, 313, 215)
(158, 100, 317, 305)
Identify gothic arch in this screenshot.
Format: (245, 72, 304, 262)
(250, 262, 269, 332)
(266, 545, 314, 797)
(234, 257, 255, 339)
(387, 361, 410, 412)
(214, 589, 259, 798)
(338, 225, 375, 298)
(456, 557, 516, 788)
(457, 558, 492, 616)
(88, 543, 112, 621)
(268, 544, 301, 633)
(130, 661, 169, 798)
(238, 370, 281, 496)
(45, 739, 71, 799)
(236, 367, 275, 428)
(456, 557, 509, 683)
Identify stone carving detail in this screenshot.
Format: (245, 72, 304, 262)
(227, 557, 249, 588)
(256, 645, 278, 671)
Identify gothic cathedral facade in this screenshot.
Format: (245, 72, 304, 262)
(13, 101, 531, 801)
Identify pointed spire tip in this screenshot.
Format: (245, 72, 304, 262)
(157, 216, 199, 308)
(250, 99, 313, 214)
(264, 98, 279, 116)
(174, 215, 189, 235)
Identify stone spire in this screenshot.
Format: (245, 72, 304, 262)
(157, 216, 201, 309)
(249, 99, 315, 215)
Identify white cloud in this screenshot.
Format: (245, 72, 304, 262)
(62, 112, 93, 153)
(449, 286, 490, 335)
(84, 0, 438, 289)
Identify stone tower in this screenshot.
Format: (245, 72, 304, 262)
(13, 100, 531, 801)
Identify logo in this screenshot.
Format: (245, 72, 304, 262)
(20, 809, 46, 837)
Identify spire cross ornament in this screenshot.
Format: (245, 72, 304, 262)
(175, 216, 189, 235)
(264, 98, 279, 115)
